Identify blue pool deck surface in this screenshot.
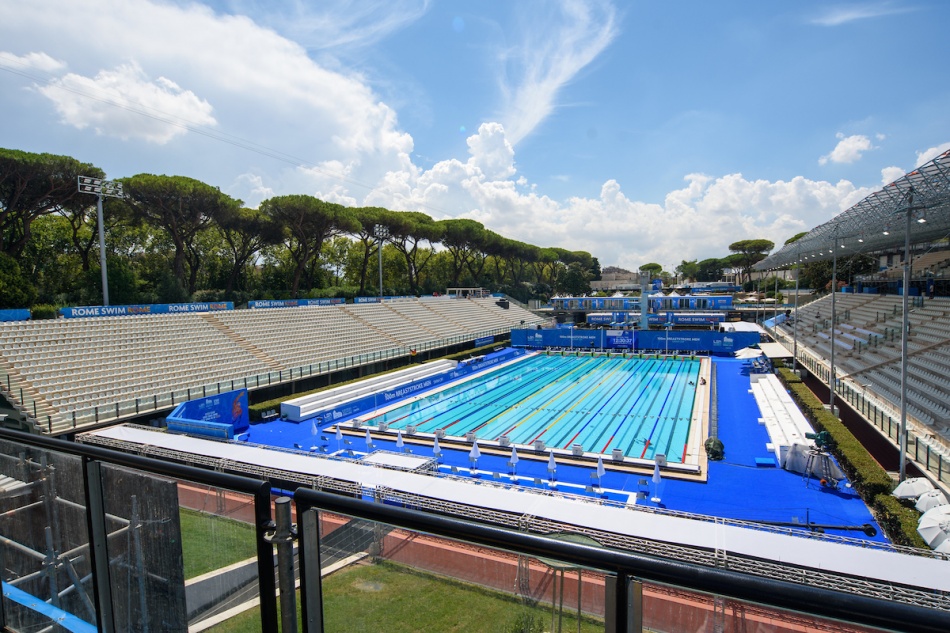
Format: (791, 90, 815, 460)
(239, 354, 887, 543)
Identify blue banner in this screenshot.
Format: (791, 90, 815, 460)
(282, 348, 527, 423)
(511, 328, 759, 354)
(636, 330, 759, 354)
(59, 302, 233, 319)
(167, 388, 249, 439)
(248, 298, 342, 309)
(0, 309, 31, 322)
(474, 335, 495, 347)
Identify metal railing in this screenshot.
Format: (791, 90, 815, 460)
(0, 428, 278, 632)
(2, 326, 515, 435)
(768, 324, 950, 487)
(2, 428, 949, 633)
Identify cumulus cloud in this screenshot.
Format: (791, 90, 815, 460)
(39, 62, 216, 143)
(499, 0, 618, 145)
(296, 121, 868, 271)
(915, 142, 950, 167)
(880, 166, 905, 185)
(0, 50, 65, 73)
(819, 133, 874, 165)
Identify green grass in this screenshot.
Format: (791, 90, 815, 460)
(180, 508, 258, 580)
(207, 560, 604, 632)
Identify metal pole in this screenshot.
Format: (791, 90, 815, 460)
(273, 497, 298, 633)
(774, 274, 778, 323)
(378, 236, 384, 300)
(96, 195, 109, 306)
(793, 246, 801, 372)
(898, 193, 913, 482)
(829, 231, 837, 415)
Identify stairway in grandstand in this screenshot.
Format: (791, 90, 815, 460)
(0, 298, 547, 435)
(776, 294, 950, 436)
(200, 313, 283, 371)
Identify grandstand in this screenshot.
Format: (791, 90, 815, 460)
(0, 297, 547, 436)
(758, 149, 950, 488)
(769, 293, 950, 461)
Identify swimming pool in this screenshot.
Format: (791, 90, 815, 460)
(361, 353, 703, 462)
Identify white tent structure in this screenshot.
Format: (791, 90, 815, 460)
(892, 477, 935, 500)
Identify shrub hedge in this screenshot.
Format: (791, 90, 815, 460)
(30, 304, 58, 319)
(775, 367, 928, 548)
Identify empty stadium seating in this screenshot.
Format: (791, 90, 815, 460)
(0, 297, 547, 435)
(773, 293, 950, 445)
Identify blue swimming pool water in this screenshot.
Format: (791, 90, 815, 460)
(364, 353, 700, 461)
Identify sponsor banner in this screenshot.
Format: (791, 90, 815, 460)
(167, 388, 249, 439)
(637, 330, 759, 354)
(59, 302, 232, 319)
(474, 335, 495, 347)
(512, 328, 758, 354)
(511, 328, 606, 349)
(0, 309, 31, 322)
(248, 298, 341, 309)
(354, 296, 381, 303)
(282, 347, 527, 423)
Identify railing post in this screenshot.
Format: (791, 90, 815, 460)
(83, 458, 116, 633)
(255, 483, 279, 632)
(298, 505, 324, 633)
(268, 497, 298, 633)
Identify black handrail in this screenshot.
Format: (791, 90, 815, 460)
(294, 486, 950, 633)
(0, 428, 278, 631)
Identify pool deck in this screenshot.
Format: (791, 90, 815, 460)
(227, 355, 883, 543)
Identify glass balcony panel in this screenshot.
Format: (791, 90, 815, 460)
(314, 511, 607, 633)
(0, 441, 97, 631)
(99, 467, 261, 632)
(640, 581, 891, 633)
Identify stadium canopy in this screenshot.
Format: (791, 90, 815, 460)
(755, 149, 950, 270)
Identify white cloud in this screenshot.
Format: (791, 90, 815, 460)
(0, 50, 65, 73)
(39, 62, 216, 143)
(300, 122, 868, 272)
(465, 122, 516, 181)
(915, 142, 950, 168)
(880, 166, 905, 185)
(499, 0, 617, 145)
(810, 3, 913, 27)
(819, 133, 874, 165)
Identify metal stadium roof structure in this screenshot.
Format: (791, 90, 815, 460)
(756, 149, 950, 270)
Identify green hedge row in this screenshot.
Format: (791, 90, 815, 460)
(871, 494, 929, 548)
(248, 342, 503, 420)
(775, 368, 928, 547)
(776, 368, 893, 496)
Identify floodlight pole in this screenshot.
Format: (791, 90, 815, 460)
(828, 226, 838, 415)
(78, 177, 123, 306)
(897, 189, 919, 483)
(375, 224, 388, 300)
(792, 244, 801, 373)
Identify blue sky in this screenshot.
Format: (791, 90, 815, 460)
(1, 0, 948, 271)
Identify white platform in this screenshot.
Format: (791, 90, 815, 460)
(83, 424, 950, 593)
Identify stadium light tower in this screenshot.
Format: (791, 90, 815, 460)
(78, 176, 124, 306)
(375, 224, 389, 300)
